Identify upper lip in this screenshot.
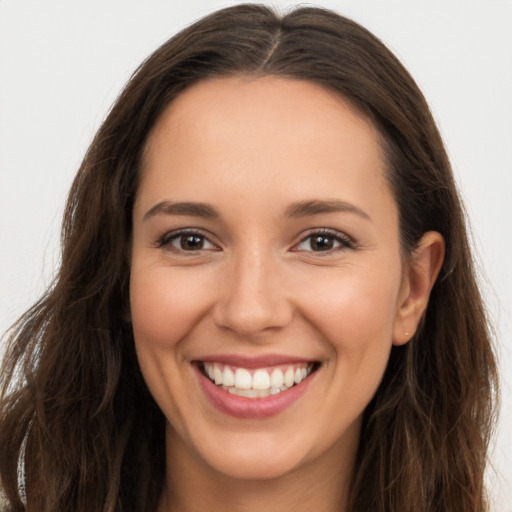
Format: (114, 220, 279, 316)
(193, 353, 317, 369)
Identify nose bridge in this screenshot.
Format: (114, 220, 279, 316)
(214, 243, 290, 337)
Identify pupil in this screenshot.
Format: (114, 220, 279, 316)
(311, 235, 333, 250)
(181, 235, 203, 250)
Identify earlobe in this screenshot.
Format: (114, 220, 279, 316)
(393, 231, 445, 346)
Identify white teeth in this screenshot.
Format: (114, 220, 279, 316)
(223, 366, 235, 387)
(213, 363, 223, 385)
(222, 385, 288, 398)
(284, 367, 295, 388)
(237, 388, 258, 398)
(252, 369, 270, 390)
(207, 363, 214, 381)
(202, 362, 315, 397)
(270, 368, 284, 388)
(234, 368, 252, 390)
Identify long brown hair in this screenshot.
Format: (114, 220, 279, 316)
(0, 4, 498, 511)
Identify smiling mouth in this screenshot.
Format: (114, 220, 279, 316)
(199, 361, 319, 398)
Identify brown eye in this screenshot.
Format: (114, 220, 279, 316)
(294, 230, 354, 253)
(310, 235, 335, 251)
(180, 234, 205, 250)
(159, 230, 217, 252)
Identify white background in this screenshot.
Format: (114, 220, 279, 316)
(1, 1, 511, 509)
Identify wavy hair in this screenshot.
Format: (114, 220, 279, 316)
(0, 4, 498, 511)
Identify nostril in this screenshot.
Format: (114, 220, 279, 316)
(211, 260, 293, 337)
(212, 297, 293, 338)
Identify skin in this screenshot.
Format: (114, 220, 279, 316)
(130, 76, 444, 512)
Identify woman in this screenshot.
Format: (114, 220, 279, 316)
(0, 4, 498, 511)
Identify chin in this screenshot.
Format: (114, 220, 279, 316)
(201, 442, 309, 481)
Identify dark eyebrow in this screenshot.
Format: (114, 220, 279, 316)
(285, 199, 371, 221)
(143, 200, 219, 221)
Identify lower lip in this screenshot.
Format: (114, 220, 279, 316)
(196, 365, 315, 419)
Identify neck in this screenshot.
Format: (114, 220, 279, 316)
(157, 423, 359, 512)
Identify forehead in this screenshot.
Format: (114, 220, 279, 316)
(138, 76, 394, 223)
(145, 75, 382, 161)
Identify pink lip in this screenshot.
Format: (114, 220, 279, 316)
(194, 363, 316, 419)
(194, 353, 314, 369)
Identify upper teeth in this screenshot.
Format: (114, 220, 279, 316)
(203, 362, 313, 396)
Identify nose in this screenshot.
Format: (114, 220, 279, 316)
(212, 247, 293, 339)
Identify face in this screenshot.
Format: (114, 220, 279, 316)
(130, 76, 409, 481)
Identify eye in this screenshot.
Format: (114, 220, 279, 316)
(293, 229, 354, 252)
(158, 230, 218, 252)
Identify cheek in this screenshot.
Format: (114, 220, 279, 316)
(302, 266, 400, 345)
(304, 268, 400, 423)
(130, 265, 214, 348)
(129, 264, 216, 427)
(295, 262, 402, 411)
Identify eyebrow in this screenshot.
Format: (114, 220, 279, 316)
(143, 198, 371, 222)
(285, 199, 371, 221)
(143, 200, 219, 221)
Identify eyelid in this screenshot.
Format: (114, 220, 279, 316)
(154, 227, 355, 254)
(155, 228, 220, 252)
(291, 228, 355, 253)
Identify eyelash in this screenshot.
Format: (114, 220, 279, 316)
(156, 228, 355, 254)
(156, 229, 219, 252)
(293, 228, 355, 253)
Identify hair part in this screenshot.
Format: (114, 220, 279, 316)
(0, 4, 498, 511)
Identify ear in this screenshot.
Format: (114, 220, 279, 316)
(393, 231, 445, 346)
